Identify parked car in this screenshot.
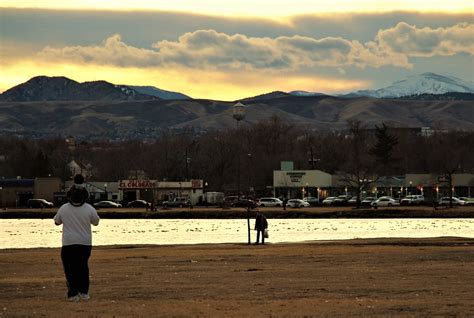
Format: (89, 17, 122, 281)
(333, 195, 352, 206)
(234, 198, 258, 208)
(257, 197, 283, 207)
(287, 199, 310, 208)
(162, 197, 191, 208)
(400, 195, 424, 205)
(360, 197, 376, 206)
(459, 197, 474, 205)
(126, 200, 151, 208)
(347, 196, 358, 205)
(371, 197, 400, 207)
(94, 201, 122, 208)
(303, 196, 320, 206)
(438, 197, 466, 206)
(322, 197, 337, 205)
(223, 196, 239, 207)
(27, 198, 54, 208)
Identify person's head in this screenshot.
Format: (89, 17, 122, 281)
(67, 174, 89, 206)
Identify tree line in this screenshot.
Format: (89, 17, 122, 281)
(1, 117, 473, 197)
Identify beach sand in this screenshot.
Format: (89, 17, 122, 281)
(1, 238, 473, 317)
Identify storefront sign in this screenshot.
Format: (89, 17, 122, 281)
(119, 180, 157, 189)
(286, 172, 306, 183)
(191, 179, 203, 188)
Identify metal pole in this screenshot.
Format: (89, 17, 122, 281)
(247, 205, 251, 245)
(237, 120, 241, 198)
(185, 147, 189, 181)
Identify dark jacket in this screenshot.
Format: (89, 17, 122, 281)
(255, 214, 268, 230)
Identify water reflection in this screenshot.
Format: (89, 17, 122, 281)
(1, 219, 473, 249)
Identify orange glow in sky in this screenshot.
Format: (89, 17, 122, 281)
(1, 0, 472, 17)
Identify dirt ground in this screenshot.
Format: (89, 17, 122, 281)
(1, 238, 473, 317)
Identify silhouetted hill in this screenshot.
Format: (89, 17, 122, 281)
(0, 76, 158, 101)
(241, 91, 291, 102)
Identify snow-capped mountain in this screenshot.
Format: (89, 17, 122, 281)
(353, 73, 474, 98)
(289, 90, 326, 97)
(126, 85, 190, 100)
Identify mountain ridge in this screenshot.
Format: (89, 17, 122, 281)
(1, 95, 472, 140)
(125, 85, 191, 100)
(0, 73, 473, 139)
(351, 73, 474, 98)
(2, 73, 473, 102)
(0, 76, 158, 102)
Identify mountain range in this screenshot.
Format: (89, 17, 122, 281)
(350, 73, 474, 98)
(290, 73, 474, 98)
(0, 73, 473, 139)
(0, 76, 189, 102)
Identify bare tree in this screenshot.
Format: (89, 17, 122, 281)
(339, 121, 377, 208)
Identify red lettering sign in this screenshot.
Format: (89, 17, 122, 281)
(119, 180, 157, 189)
(191, 179, 203, 188)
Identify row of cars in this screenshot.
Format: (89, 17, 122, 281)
(321, 195, 474, 207)
(223, 196, 309, 208)
(27, 195, 474, 209)
(127, 195, 474, 209)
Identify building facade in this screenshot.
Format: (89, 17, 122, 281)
(273, 169, 474, 201)
(119, 179, 204, 205)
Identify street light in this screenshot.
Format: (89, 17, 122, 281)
(104, 183, 107, 200)
(233, 102, 249, 245)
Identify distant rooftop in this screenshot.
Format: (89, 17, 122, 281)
(0, 179, 35, 187)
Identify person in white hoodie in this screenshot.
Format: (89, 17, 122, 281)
(54, 174, 100, 302)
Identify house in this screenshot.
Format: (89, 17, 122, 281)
(67, 160, 92, 179)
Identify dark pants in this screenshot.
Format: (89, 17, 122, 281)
(61, 244, 92, 297)
(256, 229, 265, 244)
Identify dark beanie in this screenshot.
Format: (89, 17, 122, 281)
(74, 174, 84, 185)
(67, 174, 89, 206)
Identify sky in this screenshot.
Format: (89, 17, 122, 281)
(1, 1, 473, 100)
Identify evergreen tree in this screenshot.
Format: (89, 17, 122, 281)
(370, 123, 399, 165)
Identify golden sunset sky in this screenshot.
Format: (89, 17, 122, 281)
(3, 0, 472, 15)
(1, 1, 473, 100)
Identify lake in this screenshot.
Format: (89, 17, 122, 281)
(1, 218, 473, 249)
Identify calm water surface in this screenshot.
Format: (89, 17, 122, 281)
(1, 219, 473, 249)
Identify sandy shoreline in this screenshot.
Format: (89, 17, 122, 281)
(1, 238, 473, 317)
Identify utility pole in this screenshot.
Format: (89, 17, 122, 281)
(308, 146, 320, 169)
(185, 147, 190, 181)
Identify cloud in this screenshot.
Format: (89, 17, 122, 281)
(374, 22, 474, 57)
(39, 34, 163, 67)
(37, 23, 473, 71)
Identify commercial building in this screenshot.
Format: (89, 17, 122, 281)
(273, 164, 474, 201)
(0, 177, 62, 207)
(119, 179, 204, 205)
